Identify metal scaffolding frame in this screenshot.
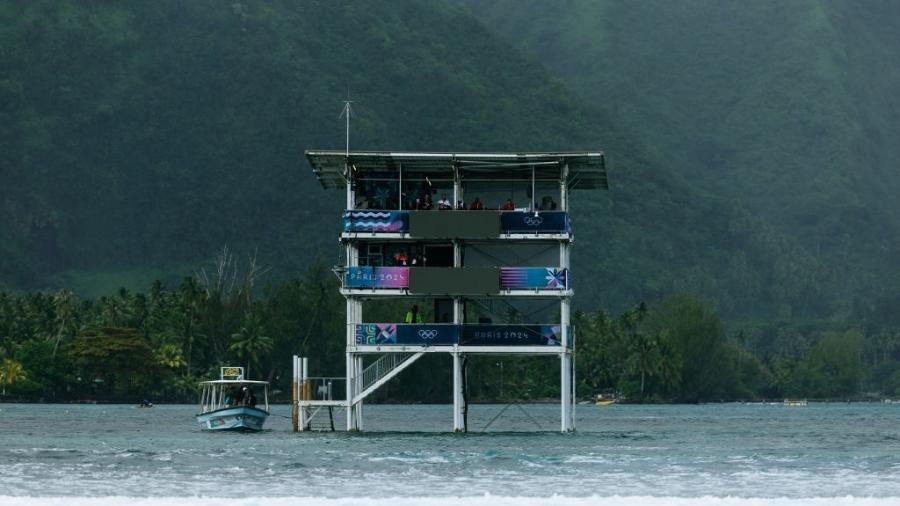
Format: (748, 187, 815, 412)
(296, 151, 607, 433)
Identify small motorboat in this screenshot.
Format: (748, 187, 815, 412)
(594, 389, 618, 406)
(196, 367, 270, 431)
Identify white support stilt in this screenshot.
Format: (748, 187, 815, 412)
(345, 287, 362, 431)
(292, 355, 300, 432)
(570, 344, 577, 430)
(299, 356, 308, 431)
(561, 295, 573, 432)
(561, 351, 573, 432)
(452, 272, 466, 433)
(346, 351, 355, 431)
(452, 350, 465, 432)
(355, 355, 364, 431)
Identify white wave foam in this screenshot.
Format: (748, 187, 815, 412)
(0, 496, 895, 506)
(367, 455, 449, 463)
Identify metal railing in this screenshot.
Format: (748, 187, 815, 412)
(300, 377, 346, 401)
(361, 353, 414, 391)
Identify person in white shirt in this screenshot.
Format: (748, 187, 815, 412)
(437, 193, 452, 210)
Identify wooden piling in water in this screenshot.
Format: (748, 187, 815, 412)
(292, 355, 299, 432)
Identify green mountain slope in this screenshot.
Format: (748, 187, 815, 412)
(462, 0, 900, 318)
(0, 0, 592, 286)
(0, 0, 830, 319)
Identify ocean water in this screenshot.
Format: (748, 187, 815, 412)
(1, 403, 899, 505)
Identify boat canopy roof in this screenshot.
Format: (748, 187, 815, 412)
(306, 150, 608, 191)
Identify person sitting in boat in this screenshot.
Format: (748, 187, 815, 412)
(231, 386, 243, 406)
(246, 388, 258, 408)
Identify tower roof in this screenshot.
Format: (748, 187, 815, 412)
(306, 151, 607, 190)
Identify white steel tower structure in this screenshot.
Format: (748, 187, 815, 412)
(296, 151, 607, 432)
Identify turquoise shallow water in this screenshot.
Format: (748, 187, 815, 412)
(1, 403, 899, 503)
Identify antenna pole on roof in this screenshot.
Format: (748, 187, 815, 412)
(339, 87, 354, 209)
(339, 88, 353, 157)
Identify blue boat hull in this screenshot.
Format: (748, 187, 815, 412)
(196, 406, 269, 431)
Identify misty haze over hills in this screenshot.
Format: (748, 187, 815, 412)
(463, 0, 900, 322)
(2, 0, 900, 324)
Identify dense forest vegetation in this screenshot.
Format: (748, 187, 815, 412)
(2, 1, 900, 402)
(2, 252, 899, 402)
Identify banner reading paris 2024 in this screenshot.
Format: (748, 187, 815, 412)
(345, 267, 410, 288)
(345, 266, 568, 290)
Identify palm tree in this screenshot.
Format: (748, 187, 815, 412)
(52, 289, 76, 358)
(656, 335, 682, 397)
(178, 276, 202, 375)
(155, 343, 187, 369)
(0, 358, 26, 395)
(229, 314, 273, 377)
(627, 332, 661, 398)
(619, 304, 658, 398)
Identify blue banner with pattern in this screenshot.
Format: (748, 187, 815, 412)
(500, 267, 569, 290)
(343, 210, 409, 232)
(355, 324, 569, 347)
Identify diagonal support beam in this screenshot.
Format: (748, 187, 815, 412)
(351, 352, 425, 405)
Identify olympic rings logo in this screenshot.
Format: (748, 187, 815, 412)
(418, 329, 438, 339)
(523, 216, 544, 226)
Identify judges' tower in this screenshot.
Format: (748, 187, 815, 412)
(296, 151, 607, 432)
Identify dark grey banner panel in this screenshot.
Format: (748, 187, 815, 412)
(409, 267, 499, 294)
(409, 211, 500, 238)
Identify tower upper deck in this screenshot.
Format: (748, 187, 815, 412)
(306, 150, 607, 192)
(307, 150, 607, 297)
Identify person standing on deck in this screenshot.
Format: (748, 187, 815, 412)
(405, 304, 423, 324)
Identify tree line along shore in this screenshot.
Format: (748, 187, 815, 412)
(2, 258, 899, 404)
